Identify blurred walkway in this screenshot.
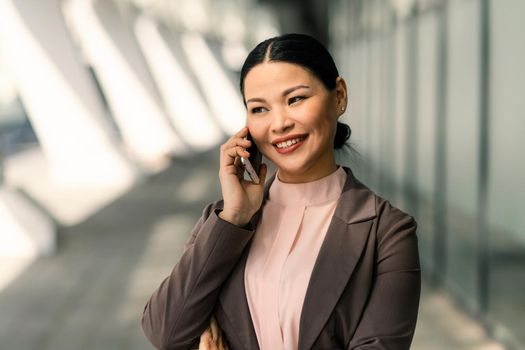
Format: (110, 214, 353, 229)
(0, 150, 503, 350)
(413, 288, 503, 350)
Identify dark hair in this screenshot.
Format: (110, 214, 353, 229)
(240, 33, 351, 149)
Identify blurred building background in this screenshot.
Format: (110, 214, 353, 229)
(0, 0, 523, 349)
(329, 0, 524, 349)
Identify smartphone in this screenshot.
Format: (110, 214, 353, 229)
(240, 132, 262, 184)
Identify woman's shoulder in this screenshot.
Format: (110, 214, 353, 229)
(342, 167, 417, 239)
(344, 174, 419, 273)
(373, 195, 417, 242)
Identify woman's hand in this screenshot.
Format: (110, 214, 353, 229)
(198, 317, 229, 350)
(218, 127, 267, 227)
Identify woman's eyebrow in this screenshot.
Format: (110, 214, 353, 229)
(246, 85, 311, 104)
(282, 84, 310, 96)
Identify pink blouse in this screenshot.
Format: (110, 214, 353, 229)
(244, 166, 347, 350)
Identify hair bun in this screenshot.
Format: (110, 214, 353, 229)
(334, 122, 351, 149)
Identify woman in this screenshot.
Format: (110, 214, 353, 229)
(142, 33, 420, 350)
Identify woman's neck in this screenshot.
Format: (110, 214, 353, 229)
(277, 158, 338, 184)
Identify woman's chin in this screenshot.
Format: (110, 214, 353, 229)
(272, 155, 336, 182)
(274, 163, 313, 182)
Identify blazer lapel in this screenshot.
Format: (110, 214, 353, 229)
(298, 167, 377, 350)
(218, 173, 276, 350)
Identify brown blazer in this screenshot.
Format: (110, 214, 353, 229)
(142, 167, 421, 350)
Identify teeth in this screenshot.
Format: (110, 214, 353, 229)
(276, 137, 305, 149)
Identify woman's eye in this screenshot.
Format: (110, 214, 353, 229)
(251, 107, 267, 114)
(288, 96, 306, 105)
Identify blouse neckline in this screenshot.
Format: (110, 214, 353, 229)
(269, 166, 347, 206)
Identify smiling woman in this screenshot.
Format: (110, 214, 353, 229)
(243, 61, 345, 183)
(142, 33, 420, 350)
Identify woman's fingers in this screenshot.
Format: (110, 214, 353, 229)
(199, 319, 228, 350)
(210, 317, 229, 350)
(223, 128, 251, 154)
(235, 126, 249, 138)
(199, 328, 212, 350)
(234, 156, 244, 178)
(220, 146, 250, 174)
(258, 163, 268, 184)
(226, 146, 250, 159)
(224, 136, 251, 152)
(218, 338, 226, 350)
(220, 146, 250, 175)
(210, 316, 219, 342)
(220, 149, 248, 177)
(217, 329, 229, 350)
(220, 128, 252, 163)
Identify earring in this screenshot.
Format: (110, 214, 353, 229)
(341, 106, 345, 112)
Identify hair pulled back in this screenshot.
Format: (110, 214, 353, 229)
(240, 33, 351, 149)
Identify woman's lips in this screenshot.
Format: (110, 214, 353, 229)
(273, 136, 307, 154)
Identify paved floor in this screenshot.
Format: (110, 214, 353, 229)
(0, 150, 504, 350)
(413, 287, 503, 350)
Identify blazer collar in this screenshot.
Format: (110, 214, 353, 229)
(251, 166, 376, 227)
(332, 166, 377, 224)
(224, 166, 377, 350)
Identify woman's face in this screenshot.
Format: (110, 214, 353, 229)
(244, 61, 345, 183)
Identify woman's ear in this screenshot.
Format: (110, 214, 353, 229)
(335, 77, 348, 117)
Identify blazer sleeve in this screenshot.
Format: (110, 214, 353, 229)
(348, 201, 421, 350)
(141, 201, 255, 350)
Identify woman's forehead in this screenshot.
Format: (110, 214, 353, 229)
(244, 62, 320, 96)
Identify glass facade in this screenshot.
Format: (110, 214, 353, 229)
(416, 8, 438, 279)
(444, 0, 481, 310)
(487, 0, 525, 347)
(329, 0, 525, 348)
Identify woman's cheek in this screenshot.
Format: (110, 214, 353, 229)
(247, 119, 266, 141)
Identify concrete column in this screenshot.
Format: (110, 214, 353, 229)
(134, 16, 223, 150)
(0, 0, 138, 185)
(65, 0, 185, 169)
(180, 32, 246, 136)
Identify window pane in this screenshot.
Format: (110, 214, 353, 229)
(488, 0, 525, 346)
(444, 0, 481, 310)
(416, 10, 439, 275)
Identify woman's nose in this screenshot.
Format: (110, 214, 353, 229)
(271, 109, 294, 134)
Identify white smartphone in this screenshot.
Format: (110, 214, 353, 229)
(240, 132, 262, 184)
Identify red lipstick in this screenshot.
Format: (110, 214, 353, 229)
(272, 134, 308, 154)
